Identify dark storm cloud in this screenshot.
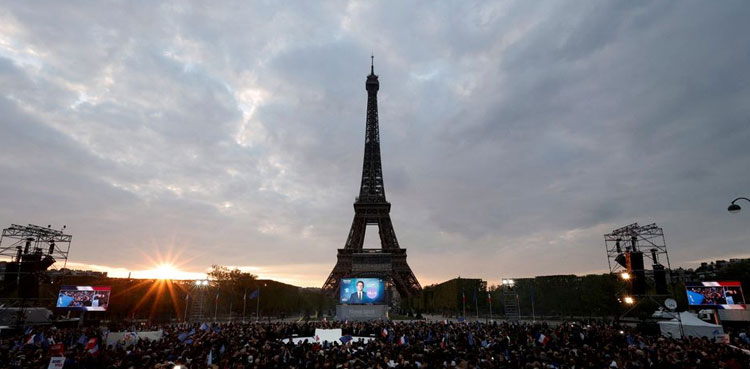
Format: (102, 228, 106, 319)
(0, 1, 749, 285)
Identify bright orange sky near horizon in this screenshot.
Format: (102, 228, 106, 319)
(61, 260, 462, 288)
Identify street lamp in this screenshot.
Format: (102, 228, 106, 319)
(728, 197, 749, 214)
(623, 296, 635, 305)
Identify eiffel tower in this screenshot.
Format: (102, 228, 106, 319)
(322, 58, 421, 298)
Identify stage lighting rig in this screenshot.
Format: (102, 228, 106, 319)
(604, 223, 680, 321)
(0, 223, 73, 300)
(605, 223, 672, 296)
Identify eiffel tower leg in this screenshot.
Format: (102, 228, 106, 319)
(344, 215, 367, 250)
(322, 216, 367, 296)
(376, 216, 421, 297)
(378, 217, 400, 250)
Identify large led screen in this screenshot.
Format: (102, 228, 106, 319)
(56, 286, 111, 311)
(339, 278, 385, 304)
(686, 281, 745, 309)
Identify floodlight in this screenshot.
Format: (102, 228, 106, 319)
(624, 296, 635, 304)
(620, 272, 630, 280)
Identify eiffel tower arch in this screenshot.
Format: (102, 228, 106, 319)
(322, 59, 421, 299)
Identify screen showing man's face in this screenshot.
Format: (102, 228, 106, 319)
(356, 281, 364, 292)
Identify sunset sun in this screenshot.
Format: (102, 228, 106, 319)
(151, 263, 180, 280)
(134, 262, 204, 280)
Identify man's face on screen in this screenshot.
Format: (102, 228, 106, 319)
(356, 282, 364, 292)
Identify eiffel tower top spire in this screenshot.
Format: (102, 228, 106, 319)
(359, 58, 386, 203)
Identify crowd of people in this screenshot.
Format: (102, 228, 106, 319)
(1, 318, 749, 369)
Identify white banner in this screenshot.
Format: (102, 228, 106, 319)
(314, 329, 342, 343)
(47, 357, 65, 369)
(106, 330, 163, 347)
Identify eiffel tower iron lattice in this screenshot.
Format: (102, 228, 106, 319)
(322, 59, 421, 298)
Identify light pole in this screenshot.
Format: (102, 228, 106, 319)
(487, 291, 493, 322)
(728, 197, 750, 214)
(242, 287, 247, 323)
(256, 283, 266, 321)
(183, 293, 189, 322)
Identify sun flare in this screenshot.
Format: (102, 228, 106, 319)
(133, 263, 204, 280)
(152, 263, 180, 279)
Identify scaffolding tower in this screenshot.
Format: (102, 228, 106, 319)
(501, 280, 520, 321)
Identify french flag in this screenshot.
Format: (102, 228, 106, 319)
(25, 334, 35, 346)
(50, 342, 65, 356)
(381, 328, 388, 338)
(86, 337, 99, 356)
(538, 334, 549, 345)
(399, 335, 408, 346)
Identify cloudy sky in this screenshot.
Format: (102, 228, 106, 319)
(1, 1, 749, 287)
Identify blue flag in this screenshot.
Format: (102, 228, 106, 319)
(249, 288, 260, 299)
(178, 332, 189, 342)
(340, 335, 353, 344)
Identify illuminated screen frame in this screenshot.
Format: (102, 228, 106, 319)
(685, 281, 746, 309)
(56, 286, 111, 311)
(339, 278, 386, 305)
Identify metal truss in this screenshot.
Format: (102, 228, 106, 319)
(604, 222, 672, 275)
(0, 224, 72, 268)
